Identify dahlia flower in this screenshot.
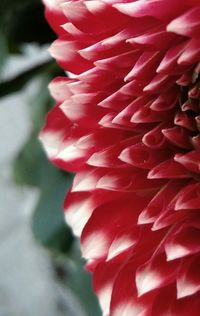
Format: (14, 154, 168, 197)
(40, 0, 200, 314)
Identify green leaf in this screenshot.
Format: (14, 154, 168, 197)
(32, 167, 74, 253)
(13, 135, 44, 187)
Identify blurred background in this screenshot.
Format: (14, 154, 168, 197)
(0, 1, 100, 315)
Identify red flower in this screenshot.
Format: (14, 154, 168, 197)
(40, 1, 200, 315)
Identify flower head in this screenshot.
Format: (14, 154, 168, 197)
(41, 0, 200, 315)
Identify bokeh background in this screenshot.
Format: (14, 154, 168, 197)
(0, 1, 100, 315)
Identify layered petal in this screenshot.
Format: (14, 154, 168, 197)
(41, 0, 200, 314)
